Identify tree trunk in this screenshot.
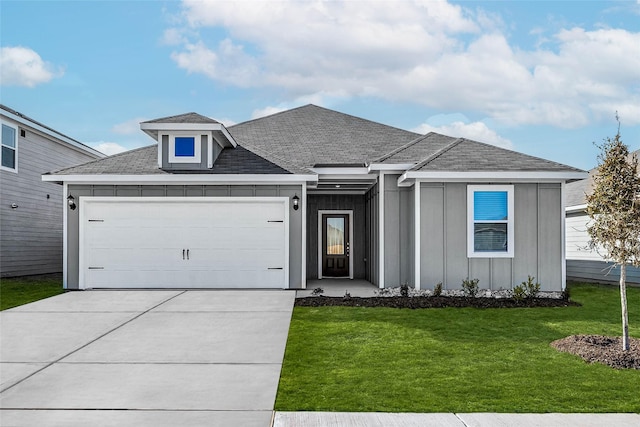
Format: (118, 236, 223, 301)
(620, 263, 629, 351)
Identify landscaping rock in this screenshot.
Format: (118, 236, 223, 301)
(551, 335, 640, 370)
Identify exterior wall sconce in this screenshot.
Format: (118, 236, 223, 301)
(67, 194, 77, 210)
(292, 194, 300, 211)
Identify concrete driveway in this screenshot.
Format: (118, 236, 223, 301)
(0, 290, 295, 426)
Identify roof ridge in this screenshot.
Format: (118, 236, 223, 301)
(410, 138, 465, 171)
(228, 104, 312, 129)
(45, 144, 154, 175)
(372, 133, 434, 163)
(459, 138, 584, 172)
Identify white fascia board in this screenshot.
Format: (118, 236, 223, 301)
(42, 174, 318, 185)
(368, 163, 414, 172)
(565, 204, 588, 213)
(310, 167, 370, 175)
(1, 113, 104, 158)
(218, 126, 238, 148)
(398, 171, 588, 185)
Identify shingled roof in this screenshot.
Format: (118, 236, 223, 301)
(411, 139, 584, 173)
(229, 104, 421, 168)
(47, 144, 291, 175)
(46, 104, 586, 178)
(141, 112, 220, 125)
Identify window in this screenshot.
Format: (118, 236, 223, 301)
(467, 185, 514, 258)
(1, 123, 18, 171)
(168, 134, 201, 163)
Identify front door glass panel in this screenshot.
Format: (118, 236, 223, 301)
(326, 217, 345, 255)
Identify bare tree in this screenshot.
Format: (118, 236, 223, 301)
(586, 119, 640, 351)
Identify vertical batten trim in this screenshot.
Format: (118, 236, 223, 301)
(414, 182, 421, 289)
(301, 185, 307, 288)
(379, 172, 385, 289)
(560, 182, 567, 290)
(63, 182, 68, 289)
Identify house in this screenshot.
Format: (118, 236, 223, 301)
(1, 105, 104, 277)
(42, 105, 586, 291)
(565, 149, 640, 284)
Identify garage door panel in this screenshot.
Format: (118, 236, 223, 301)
(81, 198, 288, 289)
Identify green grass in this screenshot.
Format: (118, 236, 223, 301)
(0, 274, 64, 310)
(276, 283, 640, 413)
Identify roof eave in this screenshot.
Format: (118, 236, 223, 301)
(42, 173, 318, 185)
(397, 170, 589, 187)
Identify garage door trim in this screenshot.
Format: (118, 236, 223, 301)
(78, 196, 290, 289)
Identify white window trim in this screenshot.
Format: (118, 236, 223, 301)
(1, 121, 18, 173)
(165, 132, 203, 164)
(467, 185, 514, 258)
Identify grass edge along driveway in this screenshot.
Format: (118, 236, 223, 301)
(0, 274, 64, 311)
(276, 284, 640, 413)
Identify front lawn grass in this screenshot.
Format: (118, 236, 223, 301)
(276, 283, 640, 413)
(0, 274, 64, 310)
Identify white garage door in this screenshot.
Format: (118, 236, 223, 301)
(79, 197, 289, 289)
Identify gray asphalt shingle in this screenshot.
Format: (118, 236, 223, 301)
(46, 104, 586, 177)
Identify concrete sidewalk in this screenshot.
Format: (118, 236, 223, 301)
(273, 412, 640, 427)
(0, 290, 295, 426)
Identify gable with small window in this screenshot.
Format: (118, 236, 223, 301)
(1, 122, 18, 171)
(467, 185, 514, 258)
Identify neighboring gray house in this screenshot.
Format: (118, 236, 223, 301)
(43, 105, 586, 291)
(565, 148, 640, 284)
(1, 105, 104, 277)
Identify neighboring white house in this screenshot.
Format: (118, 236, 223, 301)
(1, 105, 104, 277)
(565, 148, 640, 284)
(43, 105, 586, 291)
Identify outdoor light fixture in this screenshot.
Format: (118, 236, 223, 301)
(67, 194, 76, 210)
(292, 194, 300, 211)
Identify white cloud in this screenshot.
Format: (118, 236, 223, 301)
(0, 46, 63, 87)
(413, 120, 513, 149)
(90, 142, 128, 156)
(111, 117, 148, 135)
(168, 0, 640, 128)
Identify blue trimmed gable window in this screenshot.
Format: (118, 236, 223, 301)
(168, 134, 201, 164)
(467, 185, 514, 258)
(174, 137, 195, 157)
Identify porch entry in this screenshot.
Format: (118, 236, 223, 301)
(318, 210, 353, 279)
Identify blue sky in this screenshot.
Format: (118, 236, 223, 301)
(1, 0, 639, 170)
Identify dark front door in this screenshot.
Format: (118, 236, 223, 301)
(322, 214, 350, 277)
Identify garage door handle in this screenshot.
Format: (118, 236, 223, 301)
(187, 249, 190, 260)
(268, 267, 283, 270)
(183, 249, 185, 260)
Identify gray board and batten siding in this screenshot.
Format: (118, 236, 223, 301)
(383, 174, 415, 288)
(396, 180, 563, 291)
(1, 122, 99, 277)
(65, 184, 303, 290)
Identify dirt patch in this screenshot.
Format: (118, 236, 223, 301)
(551, 335, 640, 370)
(295, 296, 578, 309)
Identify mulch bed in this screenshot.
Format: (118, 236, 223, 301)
(551, 335, 640, 370)
(295, 296, 579, 309)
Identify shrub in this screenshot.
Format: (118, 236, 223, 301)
(462, 278, 480, 297)
(512, 285, 526, 302)
(433, 282, 443, 297)
(513, 276, 541, 301)
(400, 283, 410, 297)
